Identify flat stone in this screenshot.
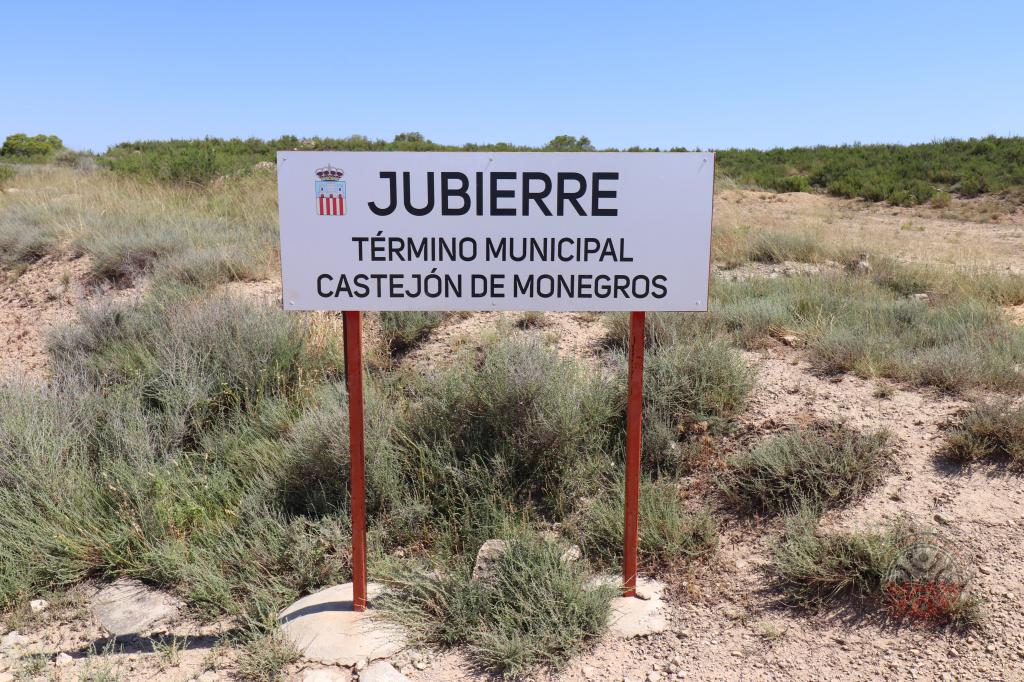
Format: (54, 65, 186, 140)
(302, 666, 352, 681)
(359, 661, 409, 682)
(607, 578, 669, 639)
(277, 583, 405, 666)
(471, 540, 508, 583)
(55, 653, 74, 667)
(29, 599, 49, 613)
(91, 579, 181, 637)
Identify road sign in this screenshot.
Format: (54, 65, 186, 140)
(278, 152, 714, 312)
(277, 151, 715, 609)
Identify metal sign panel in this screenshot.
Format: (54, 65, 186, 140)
(278, 151, 714, 311)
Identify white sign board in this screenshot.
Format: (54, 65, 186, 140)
(277, 152, 714, 311)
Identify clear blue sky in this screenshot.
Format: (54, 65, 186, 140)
(3, 0, 1023, 153)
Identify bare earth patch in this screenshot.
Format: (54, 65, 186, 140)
(716, 189, 1024, 271)
(0, 255, 145, 380)
(404, 311, 608, 371)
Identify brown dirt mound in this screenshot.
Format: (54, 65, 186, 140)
(0, 255, 144, 380)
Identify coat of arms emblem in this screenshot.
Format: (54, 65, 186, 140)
(315, 165, 346, 216)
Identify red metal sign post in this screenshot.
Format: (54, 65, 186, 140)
(342, 311, 368, 612)
(623, 311, 646, 597)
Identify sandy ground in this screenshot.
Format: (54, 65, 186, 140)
(3, 190, 1024, 681)
(0, 254, 146, 380)
(715, 189, 1024, 272)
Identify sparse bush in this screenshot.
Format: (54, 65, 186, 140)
(569, 477, 717, 570)
(276, 381, 398, 519)
(635, 337, 753, 472)
(772, 511, 909, 607)
(235, 631, 300, 682)
(747, 232, 827, 264)
(942, 401, 1024, 467)
(0, 290, 349, 613)
(377, 311, 445, 356)
(766, 175, 811, 193)
(681, 274, 1024, 392)
(719, 422, 891, 516)
(772, 513, 981, 625)
(48, 291, 341, 449)
(79, 227, 188, 283)
(402, 338, 617, 517)
(516, 311, 549, 329)
(382, 532, 615, 677)
(0, 217, 59, 266)
(0, 165, 15, 189)
(931, 191, 952, 208)
(154, 247, 264, 287)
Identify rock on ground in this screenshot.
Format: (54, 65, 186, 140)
(90, 578, 181, 637)
(471, 539, 508, 584)
(359, 660, 409, 682)
(277, 582, 405, 667)
(607, 578, 669, 639)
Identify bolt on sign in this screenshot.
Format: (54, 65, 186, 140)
(277, 151, 715, 610)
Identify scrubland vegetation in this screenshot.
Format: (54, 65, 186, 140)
(717, 136, 1024, 205)
(8, 130, 1024, 207)
(942, 401, 1024, 467)
(1, 135, 1022, 679)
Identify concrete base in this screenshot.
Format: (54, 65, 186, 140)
(607, 577, 669, 639)
(277, 583, 406, 666)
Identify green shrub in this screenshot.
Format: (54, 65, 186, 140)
(772, 511, 909, 607)
(766, 175, 811, 193)
(1, 133, 63, 160)
(958, 174, 987, 198)
(635, 337, 752, 473)
(747, 232, 827, 264)
(717, 136, 1024, 203)
(719, 422, 891, 516)
(680, 273, 1024, 392)
(930, 191, 952, 208)
(772, 513, 981, 625)
(47, 291, 341, 451)
(382, 532, 615, 677)
(942, 401, 1024, 467)
(569, 477, 717, 570)
(0, 215, 59, 266)
(402, 338, 617, 517)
